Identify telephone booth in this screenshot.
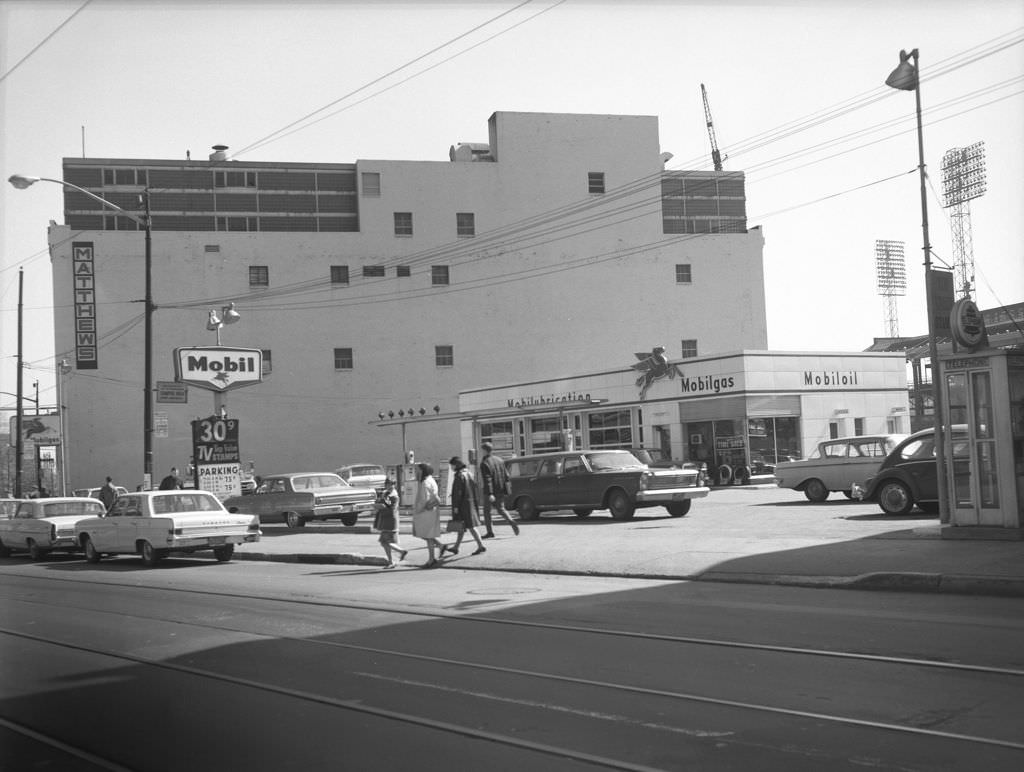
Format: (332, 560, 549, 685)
(941, 349, 1024, 533)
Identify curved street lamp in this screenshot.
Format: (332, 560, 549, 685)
(9, 174, 156, 489)
(884, 49, 950, 521)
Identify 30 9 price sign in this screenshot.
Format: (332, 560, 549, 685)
(191, 416, 242, 498)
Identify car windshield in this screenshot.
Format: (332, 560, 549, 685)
(40, 501, 105, 517)
(586, 452, 643, 471)
(151, 493, 223, 513)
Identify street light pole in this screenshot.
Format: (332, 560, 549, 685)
(9, 174, 155, 490)
(885, 48, 950, 522)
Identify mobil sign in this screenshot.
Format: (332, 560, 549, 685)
(174, 346, 263, 392)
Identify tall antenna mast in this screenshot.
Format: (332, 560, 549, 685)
(875, 240, 907, 338)
(700, 83, 726, 171)
(941, 141, 986, 299)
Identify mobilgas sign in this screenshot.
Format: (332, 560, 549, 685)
(174, 347, 263, 392)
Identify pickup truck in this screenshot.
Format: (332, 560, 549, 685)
(505, 449, 709, 520)
(75, 490, 261, 566)
(222, 472, 377, 528)
(774, 434, 906, 502)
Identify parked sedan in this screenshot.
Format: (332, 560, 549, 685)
(335, 463, 387, 495)
(0, 497, 107, 560)
(75, 490, 261, 566)
(774, 434, 907, 502)
(855, 426, 969, 515)
(223, 472, 377, 527)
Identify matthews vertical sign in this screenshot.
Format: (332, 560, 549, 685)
(72, 242, 98, 369)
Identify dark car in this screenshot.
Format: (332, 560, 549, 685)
(222, 472, 377, 528)
(855, 426, 969, 515)
(505, 449, 709, 521)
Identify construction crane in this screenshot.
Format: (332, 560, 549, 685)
(700, 83, 726, 171)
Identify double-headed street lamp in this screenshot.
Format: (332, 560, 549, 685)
(884, 49, 950, 521)
(9, 174, 156, 490)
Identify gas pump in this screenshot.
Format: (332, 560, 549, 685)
(941, 349, 1024, 532)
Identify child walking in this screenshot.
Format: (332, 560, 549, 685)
(375, 477, 407, 568)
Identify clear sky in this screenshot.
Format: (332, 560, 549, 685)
(2, 0, 1022, 415)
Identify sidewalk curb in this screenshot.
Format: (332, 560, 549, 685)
(233, 551, 1024, 597)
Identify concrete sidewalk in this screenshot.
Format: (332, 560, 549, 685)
(233, 487, 1024, 598)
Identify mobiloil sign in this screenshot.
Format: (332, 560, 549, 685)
(174, 347, 263, 392)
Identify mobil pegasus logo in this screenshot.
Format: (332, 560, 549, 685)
(174, 347, 264, 392)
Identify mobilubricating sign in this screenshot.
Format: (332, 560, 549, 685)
(174, 347, 263, 392)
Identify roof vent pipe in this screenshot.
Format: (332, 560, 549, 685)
(209, 144, 229, 161)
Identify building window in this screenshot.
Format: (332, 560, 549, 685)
(249, 266, 269, 286)
(362, 172, 381, 196)
(217, 216, 258, 232)
(829, 421, 840, 439)
(363, 265, 385, 277)
(456, 212, 475, 237)
(675, 264, 692, 283)
(215, 170, 256, 187)
(330, 265, 349, 284)
(588, 172, 605, 194)
(431, 265, 450, 286)
(396, 265, 411, 277)
(394, 212, 413, 236)
(854, 418, 864, 436)
(435, 345, 454, 367)
(261, 349, 272, 375)
(103, 168, 148, 186)
(588, 410, 633, 448)
(334, 347, 353, 370)
(681, 340, 698, 358)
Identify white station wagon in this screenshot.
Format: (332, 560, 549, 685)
(75, 490, 261, 566)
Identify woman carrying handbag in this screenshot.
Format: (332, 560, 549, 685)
(440, 456, 487, 558)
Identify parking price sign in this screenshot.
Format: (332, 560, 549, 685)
(191, 416, 242, 498)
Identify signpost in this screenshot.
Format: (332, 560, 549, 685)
(175, 346, 263, 498)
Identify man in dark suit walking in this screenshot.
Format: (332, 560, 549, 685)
(478, 442, 520, 538)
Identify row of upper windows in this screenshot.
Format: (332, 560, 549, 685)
(245, 262, 693, 288)
(360, 172, 606, 198)
(333, 346, 454, 369)
(245, 347, 454, 373)
(247, 265, 451, 286)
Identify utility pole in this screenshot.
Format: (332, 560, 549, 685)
(15, 269, 24, 498)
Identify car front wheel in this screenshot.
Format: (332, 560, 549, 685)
(607, 489, 636, 520)
(803, 478, 829, 502)
(83, 537, 102, 564)
(877, 481, 915, 515)
(573, 508, 593, 518)
(667, 500, 692, 517)
(27, 539, 47, 561)
(516, 497, 539, 521)
(284, 511, 305, 529)
(340, 514, 358, 527)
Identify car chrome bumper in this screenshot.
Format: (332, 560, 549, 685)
(636, 486, 711, 503)
(167, 533, 260, 548)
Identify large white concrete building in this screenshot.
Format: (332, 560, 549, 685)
(47, 111, 767, 488)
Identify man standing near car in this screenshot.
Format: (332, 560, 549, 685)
(479, 442, 519, 538)
(98, 476, 118, 511)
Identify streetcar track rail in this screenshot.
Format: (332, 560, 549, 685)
(3, 577, 1023, 758)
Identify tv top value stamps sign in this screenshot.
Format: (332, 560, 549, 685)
(191, 416, 242, 498)
(174, 346, 263, 392)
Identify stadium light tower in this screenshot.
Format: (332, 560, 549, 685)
(941, 141, 986, 299)
(875, 240, 907, 338)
